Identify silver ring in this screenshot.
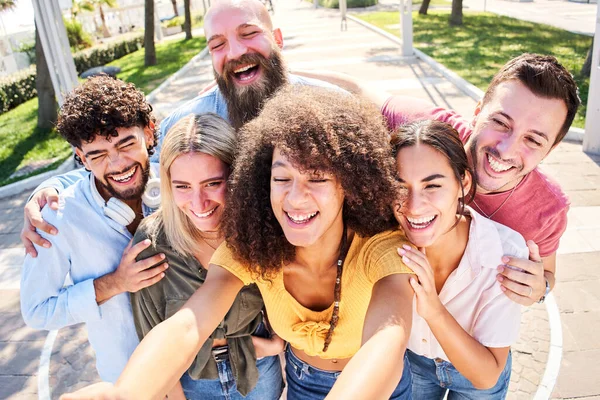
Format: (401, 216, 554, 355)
(528, 286, 533, 298)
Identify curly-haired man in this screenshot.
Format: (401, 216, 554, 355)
(20, 76, 167, 382)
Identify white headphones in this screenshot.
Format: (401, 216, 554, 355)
(90, 165, 161, 226)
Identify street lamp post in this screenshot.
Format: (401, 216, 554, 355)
(31, 0, 79, 106)
(400, 0, 413, 56)
(583, 2, 600, 155)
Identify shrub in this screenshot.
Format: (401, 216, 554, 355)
(64, 18, 93, 51)
(319, 0, 377, 8)
(163, 16, 185, 28)
(0, 66, 36, 114)
(72, 35, 144, 74)
(0, 35, 144, 116)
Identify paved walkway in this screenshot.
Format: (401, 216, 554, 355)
(1, 0, 599, 398)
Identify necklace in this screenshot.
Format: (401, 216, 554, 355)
(322, 224, 349, 353)
(199, 234, 221, 251)
(472, 178, 522, 220)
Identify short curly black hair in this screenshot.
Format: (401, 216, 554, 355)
(56, 75, 157, 164)
(222, 85, 402, 280)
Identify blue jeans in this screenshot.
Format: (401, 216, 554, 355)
(285, 346, 413, 400)
(180, 354, 284, 400)
(407, 349, 512, 400)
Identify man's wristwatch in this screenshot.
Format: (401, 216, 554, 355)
(537, 277, 551, 304)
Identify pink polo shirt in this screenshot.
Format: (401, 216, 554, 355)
(408, 207, 528, 361)
(381, 95, 569, 257)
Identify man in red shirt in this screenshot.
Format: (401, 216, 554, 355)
(297, 54, 580, 306)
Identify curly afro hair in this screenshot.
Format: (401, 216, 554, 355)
(56, 75, 157, 164)
(222, 85, 403, 280)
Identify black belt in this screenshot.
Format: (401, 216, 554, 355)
(211, 345, 229, 362)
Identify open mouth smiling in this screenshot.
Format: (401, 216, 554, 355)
(486, 153, 515, 173)
(108, 166, 137, 184)
(191, 206, 218, 219)
(406, 215, 437, 230)
(285, 211, 318, 225)
(232, 63, 259, 82)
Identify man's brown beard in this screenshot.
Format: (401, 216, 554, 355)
(100, 159, 150, 201)
(216, 48, 287, 130)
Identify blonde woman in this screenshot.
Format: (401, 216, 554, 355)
(130, 113, 284, 400)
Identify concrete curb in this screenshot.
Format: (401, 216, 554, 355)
(0, 46, 211, 199)
(346, 14, 585, 144)
(0, 158, 74, 199)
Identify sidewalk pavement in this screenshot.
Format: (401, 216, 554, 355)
(376, 0, 598, 36)
(1, 0, 599, 398)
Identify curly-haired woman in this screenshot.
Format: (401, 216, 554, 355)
(130, 114, 284, 400)
(63, 86, 415, 400)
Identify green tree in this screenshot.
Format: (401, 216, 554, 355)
(79, 0, 117, 38)
(0, 0, 16, 11)
(0, 0, 57, 129)
(449, 0, 463, 26)
(145, 0, 157, 66)
(184, 0, 192, 39)
(35, 27, 58, 130)
(581, 36, 594, 78)
(419, 0, 431, 15)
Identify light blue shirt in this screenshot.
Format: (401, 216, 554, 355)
(20, 168, 158, 383)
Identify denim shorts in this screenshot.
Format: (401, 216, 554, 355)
(180, 354, 284, 400)
(285, 345, 413, 400)
(407, 349, 512, 400)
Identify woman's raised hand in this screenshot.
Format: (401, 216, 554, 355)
(398, 245, 444, 322)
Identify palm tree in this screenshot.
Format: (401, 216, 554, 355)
(145, 0, 156, 66)
(449, 0, 463, 26)
(0, 0, 16, 11)
(79, 0, 117, 38)
(71, 0, 93, 20)
(184, 0, 191, 39)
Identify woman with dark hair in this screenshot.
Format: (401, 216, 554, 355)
(391, 120, 527, 399)
(63, 86, 415, 400)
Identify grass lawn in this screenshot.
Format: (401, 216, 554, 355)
(0, 36, 207, 187)
(354, 11, 591, 128)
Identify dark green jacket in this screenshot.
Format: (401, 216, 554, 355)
(130, 220, 264, 396)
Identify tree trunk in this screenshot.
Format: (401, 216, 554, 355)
(99, 5, 111, 37)
(35, 28, 58, 130)
(581, 36, 594, 78)
(449, 0, 463, 26)
(201, 0, 207, 15)
(419, 0, 431, 15)
(184, 0, 192, 39)
(145, 0, 157, 66)
(171, 0, 179, 16)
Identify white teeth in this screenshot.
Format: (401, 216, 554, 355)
(406, 215, 435, 225)
(287, 211, 317, 223)
(233, 64, 256, 73)
(487, 154, 512, 173)
(192, 207, 217, 219)
(111, 167, 136, 182)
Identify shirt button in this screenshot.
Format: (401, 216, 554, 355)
(422, 338, 427, 343)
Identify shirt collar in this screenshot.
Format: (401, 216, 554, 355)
(464, 206, 505, 270)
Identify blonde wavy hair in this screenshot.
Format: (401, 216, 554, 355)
(146, 113, 236, 257)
